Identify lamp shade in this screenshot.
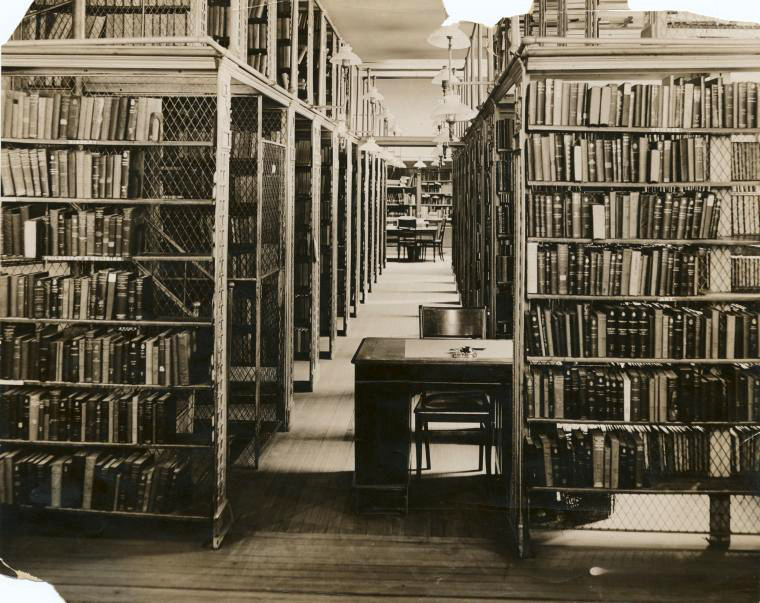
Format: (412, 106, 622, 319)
(427, 22, 470, 49)
(431, 66, 461, 86)
(359, 136, 381, 154)
(367, 85, 384, 104)
(432, 130, 449, 144)
(413, 160, 427, 169)
(330, 43, 362, 66)
(431, 92, 478, 122)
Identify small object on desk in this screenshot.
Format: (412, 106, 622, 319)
(448, 345, 486, 359)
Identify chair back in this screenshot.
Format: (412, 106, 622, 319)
(419, 306, 486, 339)
(435, 218, 447, 242)
(398, 218, 417, 229)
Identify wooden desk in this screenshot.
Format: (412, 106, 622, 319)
(351, 337, 513, 513)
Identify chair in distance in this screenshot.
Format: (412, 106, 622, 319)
(413, 306, 493, 478)
(422, 217, 447, 261)
(397, 217, 419, 261)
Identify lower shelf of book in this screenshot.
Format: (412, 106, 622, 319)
(3, 504, 209, 522)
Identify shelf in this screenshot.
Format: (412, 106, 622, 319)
(0, 317, 212, 327)
(4, 504, 208, 522)
(527, 124, 760, 135)
(528, 181, 760, 188)
(0, 439, 211, 449)
(1, 138, 213, 147)
(527, 293, 760, 302)
(527, 237, 760, 246)
(527, 357, 760, 365)
(526, 419, 760, 427)
(1, 196, 215, 206)
(37, 254, 214, 262)
(0, 379, 212, 390)
(530, 481, 756, 496)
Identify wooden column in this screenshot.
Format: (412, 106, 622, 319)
(307, 0, 315, 103)
(73, 0, 85, 39)
(318, 13, 327, 111)
(290, 0, 299, 94)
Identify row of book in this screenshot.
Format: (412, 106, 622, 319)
(1, 271, 151, 321)
(732, 196, 760, 236)
(525, 303, 759, 359)
(248, 22, 269, 75)
(496, 118, 516, 150)
(0, 326, 199, 385)
(526, 366, 760, 422)
(527, 191, 722, 240)
(2, 205, 142, 258)
(0, 388, 183, 444)
(732, 142, 760, 180)
(528, 244, 705, 297)
(0, 449, 192, 514)
(527, 133, 711, 184)
(1, 148, 143, 199)
(731, 256, 760, 293)
(207, 4, 230, 38)
(231, 130, 258, 159)
(525, 427, 757, 489)
(295, 139, 311, 163)
(527, 77, 760, 129)
(2, 91, 162, 142)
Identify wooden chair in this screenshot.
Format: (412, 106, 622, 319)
(423, 218, 447, 261)
(414, 306, 493, 478)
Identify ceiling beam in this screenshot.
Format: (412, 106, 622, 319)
(363, 58, 465, 78)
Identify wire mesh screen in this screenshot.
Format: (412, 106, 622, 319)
(11, 0, 74, 40)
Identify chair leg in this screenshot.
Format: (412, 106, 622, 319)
(485, 422, 493, 476)
(415, 415, 423, 478)
(478, 422, 484, 472)
(424, 421, 431, 471)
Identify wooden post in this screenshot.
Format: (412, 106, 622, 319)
(268, 0, 277, 83)
(510, 16, 521, 58)
(227, 0, 242, 60)
(318, 13, 328, 111)
(73, 0, 85, 39)
(190, 0, 207, 37)
(307, 0, 315, 103)
(290, 0, 298, 95)
(476, 24, 482, 109)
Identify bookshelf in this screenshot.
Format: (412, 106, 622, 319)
(293, 117, 319, 391)
(456, 39, 760, 557)
(0, 49, 294, 546)
(336, 140, 352, 335)
(386, 167, 417, 218)
(319, 129, 337, 359)
(419, 166, 453, 219)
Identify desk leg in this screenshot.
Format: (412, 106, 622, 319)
(354, 380, 411, 513)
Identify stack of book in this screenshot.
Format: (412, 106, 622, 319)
(247, 0, 268, 74)
(0, 326, 198, 385)
(2, 92, 162, 142)
(526, 365, 760, 422)
(1, 148, 145, 199)
(526, 427, 757, 489)
(2, 205, 142, 258)
(0, 388, 181, 444)
(527, 76, 760, 129)
(528, 243, 705, 296)
(732, 255, 760, 292)
(0, 449, 193, 513)
(732, 141, 760, 180)
(0, 271, 151, 321)
(525, 302, 759, 359)
(526, 133, 710, 183)
(527, 191, 722, 240)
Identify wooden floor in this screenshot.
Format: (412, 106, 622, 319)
(1, 257, 759, 602)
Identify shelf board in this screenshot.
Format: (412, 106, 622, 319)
(530, 482, 756, 496)
(38, 254, 214, 262)
(526, 418, 760, 427)
(528, 181, 760, 188)
(527, 357, 760, 365)
(527, 293, 760, 302)
(527, 236, 760, 246)
(1, 196, 214, 206)
(0, 317, 212, 327)
(1, 138, 213, 147)
(0, 438, 211, 449)
(527, 124, 760, 134)
(4, 503, 208, 522)
(0, 379, 212, 390)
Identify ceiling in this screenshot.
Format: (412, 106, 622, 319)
(319, 0, 472, 62)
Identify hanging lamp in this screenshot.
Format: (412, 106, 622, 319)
(431, 66, 461, 86)
(431, 92, 478, 122)
(360, 137, 381, 154)
(427, 22, 471, 50)
(413, 160, 427, 169)
(330, 43, 362, 66)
